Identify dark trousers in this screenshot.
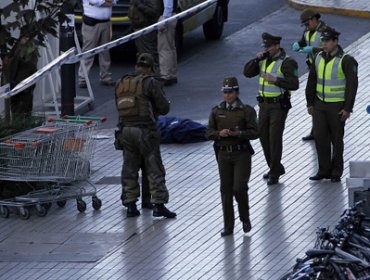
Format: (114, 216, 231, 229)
(258, 102, 288, 178)
(10, 89, 33, 117)
(134, 29, 159, 72)
(312, 100, 345, 177)
(141, 162, 151, 204)
(121, 127, 169, 204)
(218, 150, 251, 231)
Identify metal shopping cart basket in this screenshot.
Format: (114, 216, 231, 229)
(0, 116, 106, 219)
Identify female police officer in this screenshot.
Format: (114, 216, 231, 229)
(205, 77, 259, 237)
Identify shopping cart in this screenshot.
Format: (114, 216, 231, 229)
(0, 116, 106, 219)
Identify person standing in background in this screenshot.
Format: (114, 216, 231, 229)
(157, 0, 178, 86)
(292, 9, 328, 141)
(78, 0, 116, 88)
(128, 0, 163, 72)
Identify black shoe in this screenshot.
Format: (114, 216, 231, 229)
(243, 220, 252, 233)
(142, 202, 154, 209)
(127, 202, 140, 218)
(153, 204, 177, 218)
(262, 173, 269, 180)
(220, 229, 233, 237)
(309, 174, 330, 181)
(302, 134, 314, 141)
(267, 177, 279, 185)
(331, 177, 341, 183)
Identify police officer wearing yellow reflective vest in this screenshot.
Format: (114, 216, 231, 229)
(306, 27, 358, 183)
(206, 77, 259, 237)
(292, 9, 329, 141)
(243, 33, 299, 185)
(115, 53, 176, 218)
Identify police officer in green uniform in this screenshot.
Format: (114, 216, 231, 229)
(206, 77, 259, 237)
(306, 27, 358, 183)
(244, 33, 299, 185)
(292, 9, 329, 141)
(116, 53, 176, 218)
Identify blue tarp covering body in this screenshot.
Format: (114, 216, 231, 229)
(157, 116, 207, 144)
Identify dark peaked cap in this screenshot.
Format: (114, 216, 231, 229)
(320, 26, 340, 40)
(222, 77, 239, 91)
(300, 9, 320, 23)
(261, 32, 282, 47)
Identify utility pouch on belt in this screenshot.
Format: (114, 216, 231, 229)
(279, 92, 292, 112)
(114, 129, 123, 150)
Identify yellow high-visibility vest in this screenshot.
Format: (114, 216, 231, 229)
(259, 57, 287, 97)
(315, 51, 346, 102)
(304, 29, 321, 65)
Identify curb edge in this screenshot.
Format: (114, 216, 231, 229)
(287, 0, 370, 19)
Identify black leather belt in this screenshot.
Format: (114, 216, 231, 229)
(219, 144, 249, 152)
(83, 15, 110, 26)
(257, 96, 280, 104)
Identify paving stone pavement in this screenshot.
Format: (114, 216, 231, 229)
(0, 2, 370, 280)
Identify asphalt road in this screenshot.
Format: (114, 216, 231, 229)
(83, 1, 370, 128)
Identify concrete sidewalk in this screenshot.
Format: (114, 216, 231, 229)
(287, 0, 370, 18)
(0, 1, 369, 280)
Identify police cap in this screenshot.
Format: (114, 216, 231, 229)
(261, 32, 282, 48)
(320, 26, 340, 40)
(221, 77, 239, 93)
(300, 9, 320, 24)
(136, 53, 154, 68)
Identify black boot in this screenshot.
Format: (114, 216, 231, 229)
(142, 201, 154, 209)
(127, 202, 140, 218)
(153, 204, 177, 218)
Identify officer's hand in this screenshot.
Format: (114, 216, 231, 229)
(257, 52, 266, 60)
(299, 46, 313, 54)
(228, 128, 241, 137)
(292, 42, 300, 52)
(307, 106, 313, 115)
(219, 129, 230, 137)
(339, 109, 350, 122)
(261, 73, 277, 83)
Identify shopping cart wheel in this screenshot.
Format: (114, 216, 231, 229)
(19, 207, 30, 220)
(0, 206, 9, 218)
(57, 200, 67, 208)
(77, 199, 87, 212)
(92, 196, 102, 210)
(35, 205, 48, 217)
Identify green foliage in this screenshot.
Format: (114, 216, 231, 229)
(0, 0, 69, 58)
(0, 114, 45, 138)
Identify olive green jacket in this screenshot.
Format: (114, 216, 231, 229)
(205, 98, 259, 147)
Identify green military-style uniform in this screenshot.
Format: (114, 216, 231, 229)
(8, 39, 38, 116)
(244, 33, 299, 183)
(206, 91, 259, 234)
(306, 38, 358, 179)
(117, 71, 170, 205)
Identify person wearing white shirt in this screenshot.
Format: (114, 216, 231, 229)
(157, 0, 178, 86)
(78, 0, 116, 88)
